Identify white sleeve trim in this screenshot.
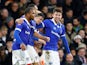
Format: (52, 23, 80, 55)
(41, 22, 45, 27)
(51, 31, 60, 38)
(15, 28, 21, 32)
(61, 34, 65, 37)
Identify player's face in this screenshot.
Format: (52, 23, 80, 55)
(28, 9, 36, 19)
(52, 12, 62, 22)
(34, 16, 44, 24)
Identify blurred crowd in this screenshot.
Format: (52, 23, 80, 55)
(0, 0, 87, 65)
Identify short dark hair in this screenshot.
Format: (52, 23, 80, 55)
(24, 7, 33, 14)
(53, 8, 62, 13)
(35, 13, 44, 18)
(28, 4, 35, 8)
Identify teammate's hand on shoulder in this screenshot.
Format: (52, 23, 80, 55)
(20, 43, 26, 51)
(44, 36, 50, 42)
(15, 18, 24, 24)
(38, 39, 46, 45)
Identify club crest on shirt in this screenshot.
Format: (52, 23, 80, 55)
(25, 31, 30, 35)
(53, 27, 56, 30)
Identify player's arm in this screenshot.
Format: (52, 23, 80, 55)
(32, 19, 50, 42)
(33, 36, 46, 45)
(61, 25, 71, 54)
(15, 18, 24, 24)
(14, 23, 26, 50)
(34, 31, 50, 42)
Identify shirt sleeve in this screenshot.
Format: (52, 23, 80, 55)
(14, 23, 24, 45)
(61, 25, 70, 54)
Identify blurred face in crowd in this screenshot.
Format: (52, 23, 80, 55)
(50, 0, 57, 4)
(42, 6, 48, 14)
(66, 0, 72, 5)
(73, 18, 80, 26)
(84, 23, 87, 31)
(34, 16, 44, 24)
(8, 19, 14, 27)
(74, 38, 81, 44)
(1, 26, 8, 36)
(47, 12, 52, 18)
(6, 41, 13, 49)
(33, 0, 40, 5)
(20, 0, 27, 4)
(52, 12, 62, 23)
(83, 14, 87, 20)
(71, 49, 76, 57)
(0, 49, 5, 56)
(12, 2, 19, 12)
(78, 48, 86, 57)
(1, 9, 9, 18)
(66, 23, 73, 31)
(59, 49, 64, 59)
(0, 30, 2, 38)
(66, 54, 73, 64)
(66, 10, 73, 18)
(78, 30, 85, 38)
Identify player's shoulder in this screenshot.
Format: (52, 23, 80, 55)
(44, 19, 50, 21)
(60, 23, 65, 27)
(43, 19, 52, 23)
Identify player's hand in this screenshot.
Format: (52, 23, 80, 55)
(38, 39, 46, 45)
(20, 43, 26, 51)
(44, 36, 50, 42)
(67, 53, 73, 59)
(15, 18, 23, 24)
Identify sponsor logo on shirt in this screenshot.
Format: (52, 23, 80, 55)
(25, 31, 30, 35)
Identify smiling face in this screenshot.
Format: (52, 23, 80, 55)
(52, 12, 62, 23)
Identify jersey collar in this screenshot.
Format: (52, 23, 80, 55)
(23, 18, 31, 26)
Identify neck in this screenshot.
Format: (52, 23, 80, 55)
(25, 15, 30, 22)
(53, 18, 60, 24)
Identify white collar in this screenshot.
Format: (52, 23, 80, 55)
(51, 18, 57, 25)
(51, 18, 61, 26)
(23, 18, 31, 26)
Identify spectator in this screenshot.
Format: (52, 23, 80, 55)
(78, 29, 85, 43)
(73, 18, 83, 33)
(79, 10, 87, 26)
(1, 25, 8, 43)
(46, 12, 53, 19)
(19, 0, 27, 8)
(0, 8, 9, 27)
(5, 16, 15, 39)
(70, 35, 85, 50)
(64, 9, 73, 24)
(58, 39, 64, 50)
(5, 39, 13, 65)
(41, 6, 48, 19)
(0, 29, 5, 46)
(63, 0, 73, 16)
(9, 2, 19, 20)
(44, 0, 57, 12)
(58, 48, 65, 65)
(56, 4, 63, 13)
(65, 22, 76, 45)
(63, 54, 77, 65)
(70, 48, 76, 57)
(74, 47, 86, 65)
(84, 23, 87, 45)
